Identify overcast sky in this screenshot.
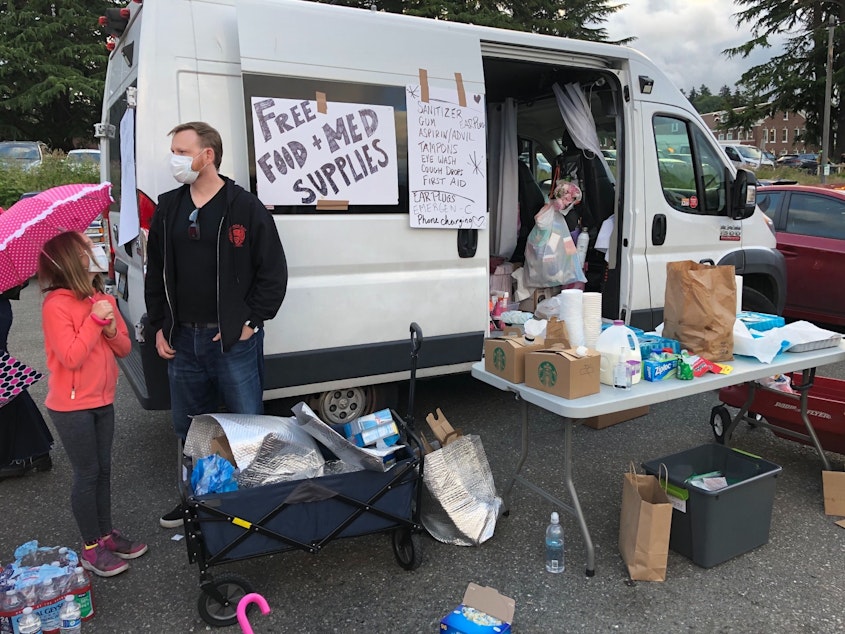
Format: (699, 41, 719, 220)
(602, 0, 784, 94)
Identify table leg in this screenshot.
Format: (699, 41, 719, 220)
(503, 398, 595, 576)
(563, 419, 595, 577)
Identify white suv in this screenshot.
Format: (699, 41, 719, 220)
(720, 143, 774, 171)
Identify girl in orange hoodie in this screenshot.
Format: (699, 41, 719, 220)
(39, 231, 148, 577)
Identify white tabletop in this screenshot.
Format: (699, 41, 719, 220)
(471, 342, 845, 419)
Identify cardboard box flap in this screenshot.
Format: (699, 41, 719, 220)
(545, 317, 570, 348)
(210, 435, 237, 468)
(534, 344, 597, 361)
(491, 334, 542, 349)
(463, 583, 515, 624)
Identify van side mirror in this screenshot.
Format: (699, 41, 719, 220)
(730, 168, 757, 220)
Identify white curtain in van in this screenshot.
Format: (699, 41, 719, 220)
(487, 99, 518, 258)
(552, 83, 614, 183)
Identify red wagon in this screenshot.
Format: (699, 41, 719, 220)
(711, 368, 845, 469)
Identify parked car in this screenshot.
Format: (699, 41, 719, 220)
(776, 153, 818, 172)
(0, 141, 46, 170)
(719, 143, 773, 171)
(66, 148, 101, 167)
(756, 184, 845, 325)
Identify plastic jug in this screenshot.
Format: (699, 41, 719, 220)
(596, 320, 642, 385)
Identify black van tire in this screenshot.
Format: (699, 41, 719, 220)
(741, 287, 777, 314)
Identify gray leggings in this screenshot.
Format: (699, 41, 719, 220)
(48, 405, 114, 543)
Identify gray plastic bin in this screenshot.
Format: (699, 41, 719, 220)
(642, 443, 782, 568)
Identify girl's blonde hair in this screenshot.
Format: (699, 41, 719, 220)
(38, 231, 104, 299)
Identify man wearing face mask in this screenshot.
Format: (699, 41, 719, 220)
(145, 121, 287, 529)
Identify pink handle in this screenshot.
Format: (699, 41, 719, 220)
(237, 593, 271, 634)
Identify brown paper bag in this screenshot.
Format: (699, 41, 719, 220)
(618, 465, 673, 581)
(663, 260, 736, 361)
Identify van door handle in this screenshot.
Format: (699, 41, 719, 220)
(652, 214, 666, 245)
(457, 229, 477, 258)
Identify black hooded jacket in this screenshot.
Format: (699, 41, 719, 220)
(145, 177, 287, 352)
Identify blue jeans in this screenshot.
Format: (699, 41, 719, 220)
(168, 326, 265, 440)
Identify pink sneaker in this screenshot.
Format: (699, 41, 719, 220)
(81, 543, 129, 577)
(102, 529, 148, 560)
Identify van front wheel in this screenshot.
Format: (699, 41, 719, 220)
(741, 287, 776, 314)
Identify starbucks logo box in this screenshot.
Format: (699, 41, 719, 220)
(525, 345, 600, 399)
(483, 335, 546, 384)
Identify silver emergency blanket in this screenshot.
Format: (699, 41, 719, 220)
(421, 434, 502, 546)
(292, 402, 399, 472)
(184, 413, 324, 488)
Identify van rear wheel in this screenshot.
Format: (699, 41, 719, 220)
(741, 287, 776, 314)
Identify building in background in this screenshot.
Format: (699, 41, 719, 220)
(700, 108, 818, 157)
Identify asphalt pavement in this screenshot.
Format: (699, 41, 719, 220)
(2, 284, 845, 633)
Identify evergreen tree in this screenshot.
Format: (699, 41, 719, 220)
(322, 0, 630, 41)
(725, 0, 844, 156)
(0, 0, 120, 150)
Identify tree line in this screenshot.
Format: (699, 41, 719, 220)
(0, 0, 841, 158)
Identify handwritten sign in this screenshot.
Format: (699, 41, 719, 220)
(406, 84, 487, 229)
(251, 97, 398, 206)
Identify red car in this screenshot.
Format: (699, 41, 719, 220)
(756, 184, 845, 326)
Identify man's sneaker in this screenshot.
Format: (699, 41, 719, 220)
(103, 530, 148, 560)
(160, 503, 185, 529)
(80, 543, 129, 577)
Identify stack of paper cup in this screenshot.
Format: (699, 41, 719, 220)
(558, 288, 585, 347)
(735, 275, 743, 316)
(582, 292, 603, 349)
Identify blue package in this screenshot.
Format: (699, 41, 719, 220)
(191, 454, 238, 496)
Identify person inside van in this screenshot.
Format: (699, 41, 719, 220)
(145, 121, 288, 529)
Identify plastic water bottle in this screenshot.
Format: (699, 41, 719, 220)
(545, 511, 565, 573)
(17, 607, 42, 634)
(576, 229, 590, 267)
(58, 596, 81, 633)
(2, 588, 23, 613)
(68, 568, 93, 620)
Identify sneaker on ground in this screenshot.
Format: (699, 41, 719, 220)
(160, 503, 185, 529)
(81, 543, 129, 577)
(103, 529, 148, 560)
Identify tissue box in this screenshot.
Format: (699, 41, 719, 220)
(343, 409, 399, 447)
(524, 345, 600, 399)
(440, 583, 515, 634)
(484, 335, 545, 384)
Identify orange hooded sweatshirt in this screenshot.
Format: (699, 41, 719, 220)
(42, 289, 131, 412)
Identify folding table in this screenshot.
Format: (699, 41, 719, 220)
(471, 342, 845, 576)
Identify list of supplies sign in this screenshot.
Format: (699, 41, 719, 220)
(406, 84, 487, 229)
(251, 97, 398, 206)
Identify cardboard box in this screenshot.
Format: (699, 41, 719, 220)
(210, 435, 236, 467)
(440, 583, 515, 634)
(483, 335, 545, 384)
(584, 405, 650, 430)
(525, 345, 601, 399)
(822, 470, 845, 516)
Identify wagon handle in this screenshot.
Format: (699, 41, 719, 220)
(791, 367, 816, 392)
(406, 322, 423, 429)
(410, 322, 423, 355)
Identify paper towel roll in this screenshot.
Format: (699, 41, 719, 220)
(735, 275, 743, 315)
(558, 288, 585, 347)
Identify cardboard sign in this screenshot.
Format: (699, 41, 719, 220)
(405, 83, 487, 229)
(250, 96, 398, 206)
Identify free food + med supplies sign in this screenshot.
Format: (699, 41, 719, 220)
(251, 97, 399, 206)
(405, 84, 487, 229)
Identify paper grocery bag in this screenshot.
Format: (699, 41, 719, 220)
(663, 260, 736, 361)
(618, 467, 673, 581)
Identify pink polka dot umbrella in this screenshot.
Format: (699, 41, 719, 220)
(0, 182, 113, 292)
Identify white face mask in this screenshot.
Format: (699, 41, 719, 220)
(88, 245, 109, 273)
(169, 153, 203, 184)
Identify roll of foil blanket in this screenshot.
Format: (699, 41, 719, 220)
(421, 435, 502, 546)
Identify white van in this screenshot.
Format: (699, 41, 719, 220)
(98, 0, 785, 418)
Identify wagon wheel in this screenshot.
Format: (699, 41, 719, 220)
(392, 527, 423, 570)
(710, 405, 731, 444)
(197, 573, 254, 627)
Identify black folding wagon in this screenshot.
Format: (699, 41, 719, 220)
(179, 324, 426, 627)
